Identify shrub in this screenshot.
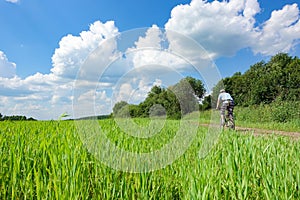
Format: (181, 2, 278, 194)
(271, 100, 300, 123)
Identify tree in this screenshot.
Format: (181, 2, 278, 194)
(169, 77, 205, 115)
(113, 101, 129, 117)
(199, 95, 212, 110)
(148, 85, 163, 97)
(211, 53, 300, 106)
(170, 81, 195, 115)
(281, 56, 300, 100)
(115, 104, 131, 118)
(111, 77, 206, 119)
(184, 76, 206, 98)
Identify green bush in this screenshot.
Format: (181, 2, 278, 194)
(234, 101, 300, 123)
(234, 104, 272, 123)
(271, 100, 300, 123)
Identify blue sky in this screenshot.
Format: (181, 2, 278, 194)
(0, 0, 300, 120)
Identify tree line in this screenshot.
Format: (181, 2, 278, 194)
(113, 76, 206, 119)
(0, 113, 36, 121)
(113, 53, 300, 119)
(211, 53, 300, 106)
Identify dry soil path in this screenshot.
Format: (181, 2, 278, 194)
(234, 126, 300, 140)
(199, 123, 300, 140)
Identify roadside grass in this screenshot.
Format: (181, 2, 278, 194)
(234, 119, 300, 132)
(198, 102, 300, 132)
(234, 102, 300, 132)
(0, 119, 299, 199)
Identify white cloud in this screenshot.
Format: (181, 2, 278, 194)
(253, 3, 300, 55)
(112, 78, 163, 105)
(5, 0, 19, 4)
(51, 20, 119, 79)
(0, 73, 65, 119)
(134, 78, 162, 103)
(132, 25, 163, 49)
(165, 0, 259, 58)
(123, 25, 219, 94)
(165, 0, 300, 57)
(127, 25, 200, 71)
(116, 83, 133, 102)
(49, 20, 123, 119)
(0, 51, 16, 78)
(0, 21, 118, 119)
(0, 72, 59, 96)
(73, 89, 111, 118)
(243, 0, 261, 19)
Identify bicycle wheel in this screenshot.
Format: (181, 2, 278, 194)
(227, 117, 235, 130)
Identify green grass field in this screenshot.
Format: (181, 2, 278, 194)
(0, 117, 299, 199)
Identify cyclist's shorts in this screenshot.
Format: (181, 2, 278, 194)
(220, 100, 234, 115)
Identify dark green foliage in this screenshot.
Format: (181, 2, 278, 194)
(113, 101, 129, 117)
(214, 53, 300, 106)
(271, 100, 300, 123)
(112, 77, 206, 119)
(75, 115, 111, 120)
(234, 101, 300, 124)
(199, 95, 212, 110)
(0, 113, 37, 121)
(169, 77, 199, 115)
(182, 76, 206, 98)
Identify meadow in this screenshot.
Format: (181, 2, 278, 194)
(0, 112, 300, 199)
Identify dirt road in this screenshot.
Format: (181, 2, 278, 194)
(234, 126, 300, 140)
(199, 123, 300, 140)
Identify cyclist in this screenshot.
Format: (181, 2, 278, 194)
(216, 89, 234, 129)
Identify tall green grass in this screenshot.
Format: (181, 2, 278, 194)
(197, 101, 300, 132)
(0, 120, 299, 199)
(234, 101, 300, 132)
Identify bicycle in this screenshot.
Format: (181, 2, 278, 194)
(223, 113, 235, 130)
(216, 108, 235, 130)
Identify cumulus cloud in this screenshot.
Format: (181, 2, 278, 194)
(73, 89, 111, 118)
(0, 21, 120, 119)
(50, 20, 126, 119)
(0, 51, 16, 78)
(0, 72, 66, 119)
(125, 25, 214, 83)
(5, 0, 19, 4)
(51, 20, 119, 79)
(127, 25, 165, 68)
(165, 0, 260, 58)
(112, 78, 163, 105)
(132, 25, 163, 49)
(0, 73, 59, 97)
(123, 25, 220, 94)
(165, 0, 300, 57)
(253, 4, 300, 55)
